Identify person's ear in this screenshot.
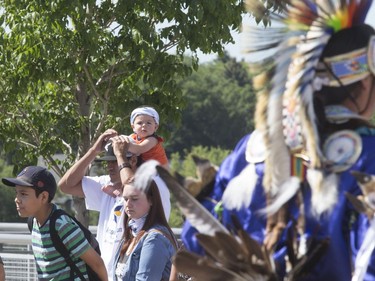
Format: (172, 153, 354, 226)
(39, 191, 50, 203)
(155, 124, 159, 131)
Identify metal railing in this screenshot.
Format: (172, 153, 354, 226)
(0, 223, 39, 280)
(0, 223, 181, 280)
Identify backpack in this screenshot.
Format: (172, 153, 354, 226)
(28, 209, 101, 281)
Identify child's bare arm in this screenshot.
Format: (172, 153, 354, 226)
(128, 137, 158, 154)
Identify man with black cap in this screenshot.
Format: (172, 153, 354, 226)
(58, 129, 171, 280)
(2, 166, 108, 280)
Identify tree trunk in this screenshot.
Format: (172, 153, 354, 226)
(73, 78, 92, 227)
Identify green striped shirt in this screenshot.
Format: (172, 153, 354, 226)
(31, 206, 91, 280)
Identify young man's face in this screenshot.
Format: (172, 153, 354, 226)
(14, 186, 45, 217)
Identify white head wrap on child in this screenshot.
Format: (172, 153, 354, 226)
(130, 107, 159, 125)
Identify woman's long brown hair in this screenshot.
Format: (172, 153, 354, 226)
(120, 180, 177, 256)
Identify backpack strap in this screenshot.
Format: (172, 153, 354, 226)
(49, 209, 87, 281)
(27, 216, 34, 232)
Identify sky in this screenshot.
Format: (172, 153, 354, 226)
(197, 4, 375, 63)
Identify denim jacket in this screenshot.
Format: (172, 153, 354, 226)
(113, 225, 176, 281)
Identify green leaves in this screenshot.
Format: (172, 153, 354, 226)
(0, 0, 246, 176)
(245, 0, 288, 26)
(167, 54, 255, 154)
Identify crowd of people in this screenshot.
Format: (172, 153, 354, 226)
(3, 0, 375, 280)
(1, 106, 176, 281)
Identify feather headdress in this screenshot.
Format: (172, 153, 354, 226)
(243, 0, 373, 216)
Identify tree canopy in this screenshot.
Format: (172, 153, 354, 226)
(0, 0, 287, 173)
(0, 0, 245, 175)
(166, 53, 255, 154)
(0, 0, 286, 223)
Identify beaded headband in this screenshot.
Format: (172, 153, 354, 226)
(315, 35, 375, 88)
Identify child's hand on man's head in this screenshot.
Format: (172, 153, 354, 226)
(111, 135, 130, 157)
(94, 129, 118, 152)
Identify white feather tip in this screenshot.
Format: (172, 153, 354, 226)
(134, 160, 161, 191)
(307, 169, 338, 217)
(222, 163, 258, 211)
(258, 176, 301, 216)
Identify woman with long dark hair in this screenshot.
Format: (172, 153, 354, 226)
(113, 179, 177, 281)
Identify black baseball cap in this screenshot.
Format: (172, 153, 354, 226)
(2, 166, 57, 200)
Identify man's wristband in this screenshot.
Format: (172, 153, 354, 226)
(118, 162, 132, 172)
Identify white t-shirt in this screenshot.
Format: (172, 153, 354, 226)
(82, 175, 124, 281)
(82, 174, 171, 281)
